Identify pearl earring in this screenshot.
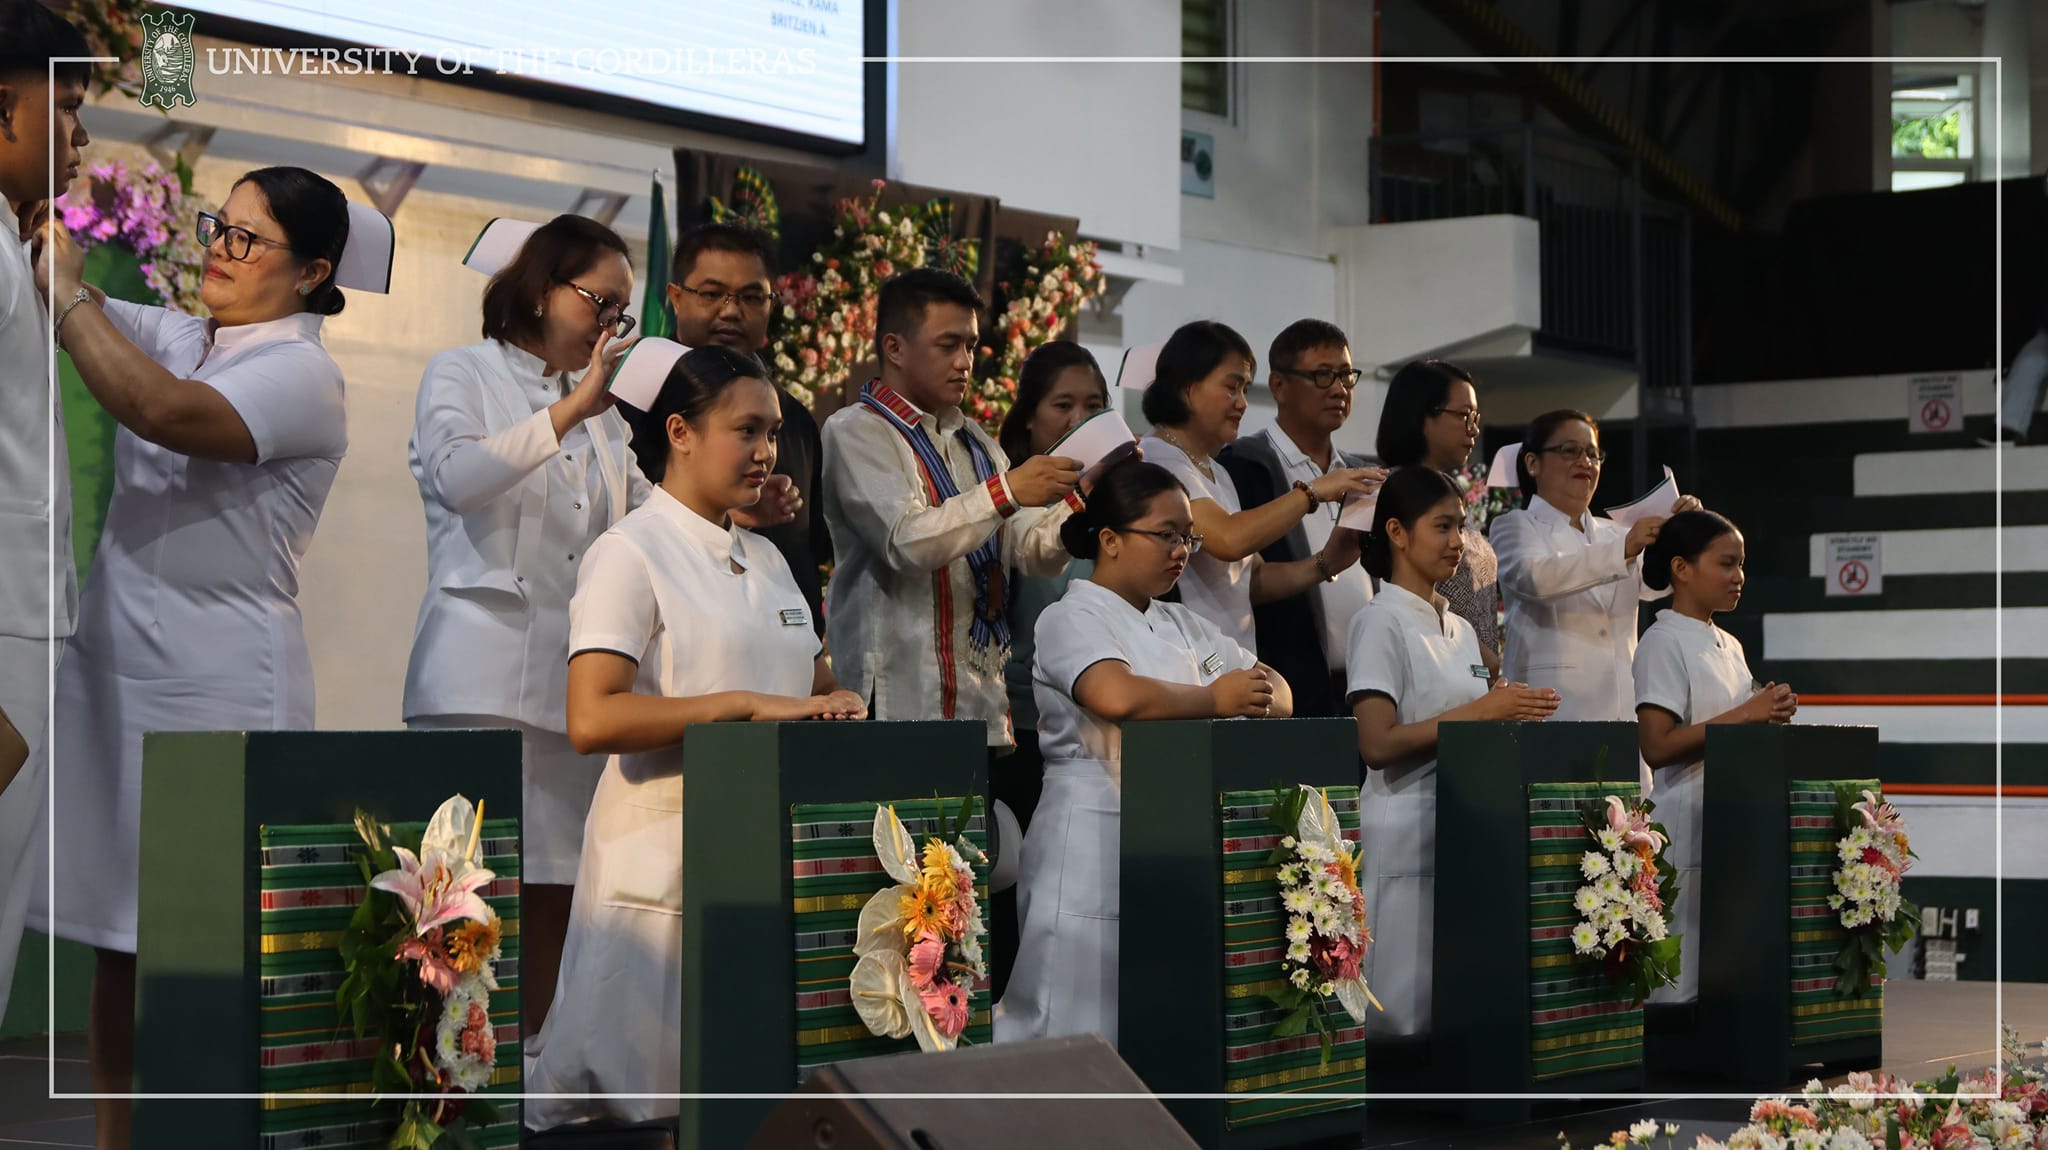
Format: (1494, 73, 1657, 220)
(533, 305, 544, 318)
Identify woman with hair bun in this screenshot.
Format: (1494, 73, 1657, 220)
(402, 213, 651, 1036)
(1345, 467, 1559, 1040)
(1633, 509, 1795, 1005)
(526, 340, 865, 1129)
(999, 458, 1290, 1047)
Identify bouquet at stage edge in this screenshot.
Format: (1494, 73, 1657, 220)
(970, 230, 1105, 430)
(1826, 787, 1918, 998)
(1262, 785, 1381, 1065)
(1450, 462, 1520, 537)
(1569, 794, 1682, 1004)
(335, 795, 504, 1150)
(849, 800, 989, 1051)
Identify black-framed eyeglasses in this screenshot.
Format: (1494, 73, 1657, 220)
(1277, 364, 1363, 391)
(1112, 527, 1204, 556)
(676, 282, 779, 313)
(1537, 444, 1607, 465)
(1432, 405, 1483, 430)
(562, 281, 636, 338)
(196, 211, 292, 263)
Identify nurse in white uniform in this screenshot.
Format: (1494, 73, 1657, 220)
(1136, 320, 1380, 654)
(1346, 467, 1560, 1038)
(1633, 509, 1797, 1004)
(1491, 410, 1696, 723)
(402, 215, 650, 1036)
(524, 340, 865, 1131)
(30, 166, 392, 1144)
(997, 458, 1293, 1046)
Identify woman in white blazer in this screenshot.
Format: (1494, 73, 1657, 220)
(402, 215, 650, 1037)
(1491, 410, 1697, 723)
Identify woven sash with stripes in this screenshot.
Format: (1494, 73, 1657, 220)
(1788, 779, 1884, 1044)
(1527, 783, 1646, 1081)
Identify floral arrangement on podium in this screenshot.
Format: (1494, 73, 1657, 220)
(56, 158, 207, 312)
(335, 795, 507, 1150)
(1826, 787, 1918, 997)
(970, 231, 1103, 429)
(848, 799, 990, 1051)
(1261, 784, 1381, 1065)
(1567, 794, 1682, 1005)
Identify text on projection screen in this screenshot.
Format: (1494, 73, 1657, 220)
(170, 0, 865, 146)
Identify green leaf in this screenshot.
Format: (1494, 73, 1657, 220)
(436, 1119, 485, 1150)
(392, 1107, 443, 1150)
(463, 1099, 501, 1128)
(1270, 1003, 1315, 1039)
(1317, 1026, 1334, 1067)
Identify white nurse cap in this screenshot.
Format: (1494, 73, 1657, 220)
(333, 200, 394, 294)
(462, 217, 544, 276)
(605, 336, 693, 413)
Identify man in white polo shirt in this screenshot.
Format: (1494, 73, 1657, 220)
(0, 0, 91, 1024)
(1218, 319, 1378, 718)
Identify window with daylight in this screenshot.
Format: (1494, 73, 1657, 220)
(1183, 0, 1231, 118)
(1890, 73, 1974, 192)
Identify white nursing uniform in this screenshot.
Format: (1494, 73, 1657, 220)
(33, 301, 345, 953)
(1633, 609, 1753, 1006)
(1141, 436, 1257, 654)
(996, 579, 1256, 1047)
(1344, 581, 1490, 1038)
(524, 486, 818, 1128)
(402, 339, 648, 883)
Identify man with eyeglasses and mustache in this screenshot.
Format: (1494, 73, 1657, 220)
(1218, 319, 1382, 718)
(664, 222, 831, 633)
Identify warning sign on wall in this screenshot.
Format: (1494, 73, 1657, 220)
(1824, 533, 1884, 597)
(1908, 375, 1961, 434)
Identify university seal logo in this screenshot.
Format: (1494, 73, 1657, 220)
(138, 11, 197, 110)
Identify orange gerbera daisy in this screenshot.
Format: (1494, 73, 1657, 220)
(442, 917, 501, 974)
(899, 885, 949, 939)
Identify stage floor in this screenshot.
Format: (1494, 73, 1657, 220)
(1, 980, 2042, 1148)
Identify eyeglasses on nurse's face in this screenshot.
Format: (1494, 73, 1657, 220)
(1537, 443, 1607, 466)
(561, 281, 637, 338)
(1113, 526, 1204, 556)
(1432, 405, 1483, 431)
(197, 211, 292, 263)
(1277, 364, 1363, 391)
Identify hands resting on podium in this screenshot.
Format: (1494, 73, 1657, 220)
(1352, 680, 1561, 770)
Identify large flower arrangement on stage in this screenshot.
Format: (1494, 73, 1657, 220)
(1568, 794, 1682, 1004)
(56, 159, 207, 313)
(766, 180, 980, 413)
(1827, 787, 1918, 997)
(53, 0, 148, 97)
(970, 231, 1104, 429)
(849, 800, 989, 1051)
(1262, 785, 1380, 1064)
(335, 796, 504, 1150)
(1451, 461, 1519, 535)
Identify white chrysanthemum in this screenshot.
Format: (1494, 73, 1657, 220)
(1645, 913, 1669, 942)
(1604, 924, 1627, 948)
(1283, 888, 1314, 914)
(1613, 850, 1640, 880)
(1789, 1128, 1825, 1150)
(1825, 1128, 1873, 1150)
(1290, 968, 1313, 990)
(1313, 905, 1341, 935)
(1280, 835, 1298, 850)
(1581, 851, 1610, 879)
(1286, 918, 1312, 943)
(1598, 829, 1623, 852)
(1598, 875, 1627, 902)
(1574, 887, 1603, 916)
(1286, 940, 1312, 963)
(1631, 1120, 1660, 1142)
(1571, 922, 1600, 953)
(1828, 894, 1846, 910)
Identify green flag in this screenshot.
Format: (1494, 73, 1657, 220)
(640, 174, 675, 339)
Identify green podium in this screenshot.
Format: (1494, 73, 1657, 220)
(1412, 720, 1648, 1114)
(130, 729, 523, 1149)
(1661, 723, 1887, 1086)
(678, 719, 989, 1150)
(1119, 717, 1366, 1150)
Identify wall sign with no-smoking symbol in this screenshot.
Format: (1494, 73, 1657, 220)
(1908, 375, 1960, 434)
(1824, 533, 1883, 597)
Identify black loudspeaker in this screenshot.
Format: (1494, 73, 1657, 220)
(744, 1035, 1200, 1149)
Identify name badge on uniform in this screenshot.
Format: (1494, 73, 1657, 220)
(779, 608, 808, 627)
(1471, 665, 1491, 679)
(1201, 652, 1224, 676)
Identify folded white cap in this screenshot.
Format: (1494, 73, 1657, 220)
(462, 217, 543, 276)
(1115, 342, 1165, 393)
(332, 201, 393, 293)
(605, 337, 691, 412)
(1486, 441, 1521, 490)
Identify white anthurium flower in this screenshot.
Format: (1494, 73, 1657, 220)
(853, 884, 912, 956)
(872, 806, 921, 885)
(850, 949, 914, 1040)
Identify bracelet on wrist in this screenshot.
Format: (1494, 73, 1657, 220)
(1294, 479, 1319, 512)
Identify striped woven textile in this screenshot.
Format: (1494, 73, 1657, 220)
(1219, 787, 1366, 1131)
(1527, 782, 1645, 1083)
(257, 819, 523, 1149)
(790, 799, 991, 1082)
(1789, 779, 1884, 1045)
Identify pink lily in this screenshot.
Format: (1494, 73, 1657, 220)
(1853, 789, 1899, 831)
(372, 845, 495, 935)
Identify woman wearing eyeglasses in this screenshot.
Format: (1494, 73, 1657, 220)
(401, 214, 650, 1038)
(29, 166, 391, 1146)
(1374, 359, 1502, 679)
(1491, 410, 1698, 723)
(1138, 320, 1381, 657)
(998, 458, 1290, 1046)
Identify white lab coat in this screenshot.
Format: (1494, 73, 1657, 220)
(401, 339, 647, 881)
(1343, 581, 1490, 1039)
(1493, 495, 1667, 723)
(996, 579, 1256, 1047)
(524, 486, 818, 1129)
(32, 301, 345, 953)
(1633, 610, 1754, 1006)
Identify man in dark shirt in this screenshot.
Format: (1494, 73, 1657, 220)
(666, 223, 831, 631)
